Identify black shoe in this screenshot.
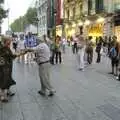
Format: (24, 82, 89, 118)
(48, 91, 56, 97)
(114, 74, 118, 76)
(108, 72, 114, 75)
(38, 91, 45, 96)
(48, 92, 54, 97)
(7, 92, 15, 97)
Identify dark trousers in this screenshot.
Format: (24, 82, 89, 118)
(56, 51, 62, 64)
(51, 50, 55, 65)
(50, 50, 62, 64)
(87, 52, 93, 64)
(96, 52, 101, 63)
(72, 43, 78, 54)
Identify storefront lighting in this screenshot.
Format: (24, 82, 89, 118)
(97, 17, 105, 23)
(78, 21, 83, 26)
(72, 23, 76, 27)
(84, 20, 90, 25)
(66, 24, 69, 28)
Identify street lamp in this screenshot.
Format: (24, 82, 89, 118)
(36, 18, 39, 35)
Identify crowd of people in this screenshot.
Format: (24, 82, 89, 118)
(70, 35, 120, 80)
(0, 33, 119, 102)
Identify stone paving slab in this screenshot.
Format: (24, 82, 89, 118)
(0, 47, 120, 120)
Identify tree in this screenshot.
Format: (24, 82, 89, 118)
(10, 7, 38, 32)
(10, 16, 25, 32)
(25, 7, 38, 26)
(0, 0, 7, 22)
(0, 7, 7, 20)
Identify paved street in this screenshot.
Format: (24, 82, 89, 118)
(0, 48, 120, 120)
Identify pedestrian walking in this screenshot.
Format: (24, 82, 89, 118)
(12, 37, 18, 53)
(26, 37, 55, 96)
(96, 41, 102, 63)
(77, 35, 85, 71)
(61, 37, 67, 53)
(109, 42, 119, 76)
(73, 36, 78, 54)
(55, 36, 62, 64)
(17, 39, 25, 63)
(86, 37, 93, 64)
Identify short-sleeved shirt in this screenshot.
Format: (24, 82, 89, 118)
(33, 43, 50, 64)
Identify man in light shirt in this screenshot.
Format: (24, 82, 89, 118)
(17, 39, 25, 62)
(27, 37, 55, 96)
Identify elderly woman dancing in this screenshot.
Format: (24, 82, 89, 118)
(0, 37, 25, 102)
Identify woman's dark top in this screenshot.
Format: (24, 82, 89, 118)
(0, 46, 17, 89)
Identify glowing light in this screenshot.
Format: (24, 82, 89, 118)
(97, 17, 105, 23)
(72, 23, 76, 27)
(84, 20, 90, 25)
(78, 21, 83, 26)
(66, 24, 69, 28)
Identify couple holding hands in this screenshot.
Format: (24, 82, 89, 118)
(0, 36, 55, 102)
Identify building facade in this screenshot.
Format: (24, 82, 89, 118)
(37, 0, 48, 37)
(63, 0, 120, 42)
(47, 0, 55, 37)
(55, 0, 64, 37)
(63, 0, 83, 38)
(114, 0, 120, 42)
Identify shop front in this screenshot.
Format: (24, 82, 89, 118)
(64, 24, 76, 38)
(83, 16, 105, 42)
(114, 11, 120, 42)
(87, 23, 103, 41)
(56, 25, 62, 37)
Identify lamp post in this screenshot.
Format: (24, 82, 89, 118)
(7, 8, 10, 31)
(36, 18, 39, 35)
(54, 9, 57, 38)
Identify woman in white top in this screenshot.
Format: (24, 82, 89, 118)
(61, 37, 67, 53)
(77, 35, 86, 71)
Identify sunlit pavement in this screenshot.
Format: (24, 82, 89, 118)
(0, 47, 120, 120)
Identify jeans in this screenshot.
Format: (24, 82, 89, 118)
(96, 52, 101, 63)
(55, 51, 62, 64)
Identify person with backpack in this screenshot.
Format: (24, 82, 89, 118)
(109, 42, 119, 76)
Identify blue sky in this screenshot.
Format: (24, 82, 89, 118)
(2, 0, 34, 33)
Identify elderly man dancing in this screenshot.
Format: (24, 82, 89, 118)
(27, 36, 55, 96)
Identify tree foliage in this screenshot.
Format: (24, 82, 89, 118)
(25, 7, 38, 25)
(10, 7, 38, 32)
(0, 0, 7, 22)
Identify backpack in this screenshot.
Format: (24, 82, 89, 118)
(109, 48, 117, 59)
